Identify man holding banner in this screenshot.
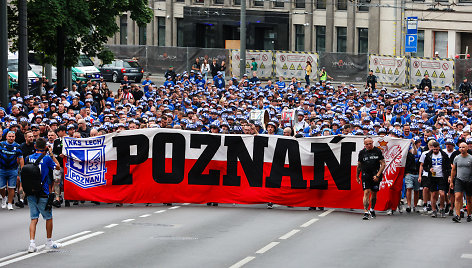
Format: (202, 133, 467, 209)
(357, 137, 386, 220)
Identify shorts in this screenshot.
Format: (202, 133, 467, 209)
(27, 195, 52, 220)
(362, 174, 381, 192)
(429, 177, 448, 192)
(53, 168, 64, 182)
(405, 174, 420, 191)
(454, 179, 472, 196)
(421, 176, 430, 188)
(0, 169, 18, 189)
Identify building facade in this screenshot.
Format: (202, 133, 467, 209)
(109, 0, 472, 58)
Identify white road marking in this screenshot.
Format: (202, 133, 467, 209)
(168, 206, 181, 209)
(0, 230, 91, 263)
(461, 253, 472, 259)
(139, 214, 151, 218)
(122, 219, 135, 223)
(154, 210, 166, 214)
(0, 231, 102, 267)
(470, 240, 472, 244)
(300, 218, 319, 228)
(229, 256, 256, 268)
(104, 224, 118, 228)
(279, 229, 300, 240)
(256, 242, 280, 254)
(61, 231, 104, 247)
(319, 209, 335, 217)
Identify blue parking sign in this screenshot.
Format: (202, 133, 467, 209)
(405, 34, 417, 53)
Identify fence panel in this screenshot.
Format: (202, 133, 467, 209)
(369, 55, 407, 87)
(318, 53, 368, 83)
(454, 59, 472, 89)
(187, 48, 230, 77)
(410, 57, 454, 89)
(274, 51, 318, 80)
(230, 50, 274, 79)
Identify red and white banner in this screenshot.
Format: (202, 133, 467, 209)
(63, 130, 411, 211)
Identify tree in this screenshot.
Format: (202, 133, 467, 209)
(8, 0, 153, 93)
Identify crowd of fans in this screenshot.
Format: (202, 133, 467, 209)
(1, 61, 472, 222)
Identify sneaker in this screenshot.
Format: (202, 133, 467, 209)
(432, 210, 438, 218)
(460, 210, 465, 218)
(45, 241, 62, 250)
(423, 206, 428, 213)
(164, 203, 172, 206)
(15, 200, 24, 208)
(427, 204, 432, 212)
(440, 209, 446, 218)
(448, 210, 454, 216)
(212, 203, 218, 206)
(386, 209, 393, 215)
(370, 210, 376, 218)
(206, 203, 212, 206)
(91, 201, 100, 205)
(52, 200, 61, 208)
(267, 203, 273, 209)
(318, 207, 325, 211)
(73, 201, 79, 206)
(363, 212, 370, 220)
(28, 244, 37, 253)
(65, 200, 70, 207)
(467, 215, 472, 222)
(417, 199, 424, 207)
(308, 207, 316, 211)
(7, 203, 13, 210)
(453, 215, 461, 223)
(445, 203, 450, 214)
(406, 207, 411, 213)
(1, 197, 6, 209)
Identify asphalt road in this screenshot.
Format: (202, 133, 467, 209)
(1, 202, 471, 268)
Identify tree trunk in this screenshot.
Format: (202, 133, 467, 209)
(56, 25, 64, 96)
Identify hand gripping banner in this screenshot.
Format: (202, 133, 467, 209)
(63, 130, 411, 211)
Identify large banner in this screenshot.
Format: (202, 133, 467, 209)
(319, 53, 368, 83)
(230, 50, 273, 79)
(275, 51, 318, 80)
(369, 55, 407, 86)
(410, 57, 454, 89)
(63, 130, 410, 211)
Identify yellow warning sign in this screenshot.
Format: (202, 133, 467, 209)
(388, 68, 393, 75)
(297, 64, 303, 70)
(375, 67, 380, 73)
(282, 63, 288, 70)
(290, 64, 295, 70)
(260, 63, 265, 69)
(245, 62, 250, 68)
(424, 70, 429, 76)
(440, 71, 445, 78)
(415, 70, 421, 76)
(432, 71, 437, 78)
(394, 68, 399, 75)
(382, 67, 386, 74)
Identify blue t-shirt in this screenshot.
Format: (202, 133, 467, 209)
(26, 153, 56, 195)
(0, 141, 23, 170)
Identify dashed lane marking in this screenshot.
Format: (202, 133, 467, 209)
(461, 254, 472, 259)
(256, 242, 280, 254)
(279, 229, 300, 240)
(300, 218, 319, 228)
(122, 219, 135, 223)
(229, 256, 256, 268)
(139, 214, 151, 218)
(104, 224, 118, 228)
(168, 206, 181, 210)
(154, 210, 166, 214)
(319, 209, 335, 217)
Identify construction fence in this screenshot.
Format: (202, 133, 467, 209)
(106, 45, 472, 90)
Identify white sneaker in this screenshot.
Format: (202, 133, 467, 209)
(1, 197, 6, 209)
(7, 203, 13, 210)
(417, 199, 424, 207)
(28, 244, 37, 253)
(46, 241, 62, 250)
(386, 209, 393, 215)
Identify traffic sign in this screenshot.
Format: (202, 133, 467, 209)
(405, 34, 417, 53)
(407, 17, 418, 35)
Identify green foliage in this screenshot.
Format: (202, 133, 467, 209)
(8, 0, 153, 67)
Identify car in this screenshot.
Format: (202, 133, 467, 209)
(72, 54, 102, 82)
(99, 59, 144, 83)
(7, 53, 41, 89)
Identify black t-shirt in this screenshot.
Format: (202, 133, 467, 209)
(358, 147, 384, 176)
(20, 142, 35, 158)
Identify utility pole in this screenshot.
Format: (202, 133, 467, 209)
(239, 0, 246, 79)
(0, 0, 8, 108)
(18, 0, 28, 97)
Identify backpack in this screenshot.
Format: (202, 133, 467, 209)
(21, 154, 46, 197)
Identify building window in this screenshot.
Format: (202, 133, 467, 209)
(295, 25, 305, 51)
(177, 19, 184, 47)
(316, 0, 326, 9)
(358, 0, 369, 12)
(120, 15, 128, 45)
(413, 30, 425, 57)
(158, 17, 166, 46)
(215, 0, 224, 4)
(337, 0, 347, 10)
(316, 26, 326, 52)
(337, 27, 347, 52)
(254, 0, 263, 6)
(295, 0, 305, 8)
(434, 31, 447, 58)
(234, 0, 241, 5)
(274, 0, 284, 7)
(358, 28, 368, 54)
(195, 0, 204, 4)
(139, 25, 146, 45)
